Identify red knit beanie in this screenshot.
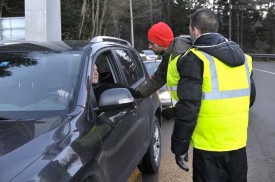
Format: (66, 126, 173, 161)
(148, 22, 174, 48)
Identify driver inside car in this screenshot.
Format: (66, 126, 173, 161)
(57, 64, 127, 103)
(91, 64, 128, 102)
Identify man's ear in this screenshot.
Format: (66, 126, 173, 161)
(194, 27, 201, 37)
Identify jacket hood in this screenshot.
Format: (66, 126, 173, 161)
(194, 33, 245, 67)
(165, 35, 192, 60)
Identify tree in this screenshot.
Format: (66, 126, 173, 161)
(166, 0, 189, 36)
(214, 0, 271, 53)
(262, 3, 275, 53)
(0, 0, 273, 53)
(61, 0, 82, 40)
(0, 0, 24, 17)
(78, 0, 110, 39)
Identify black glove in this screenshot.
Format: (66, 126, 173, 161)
(175, 153, 189, 172)
(161, 107, 176, 120)
(128, 88, 142, 98)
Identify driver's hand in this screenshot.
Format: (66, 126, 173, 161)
(57, 89, 69, 102)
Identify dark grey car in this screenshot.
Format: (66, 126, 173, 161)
(0, 37, 162, 182)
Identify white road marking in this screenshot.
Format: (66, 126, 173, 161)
(253, 68, 275, 75)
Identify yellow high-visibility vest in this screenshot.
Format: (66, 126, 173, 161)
(167, 48, 252, 151)
(166, 54, 181, 106)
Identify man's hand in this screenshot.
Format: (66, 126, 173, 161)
(128, 88, 141, 98)
(161, 107, 176, 120)
(175, 153, 189, 172)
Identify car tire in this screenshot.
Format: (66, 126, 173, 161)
(138, 116, 161, 173)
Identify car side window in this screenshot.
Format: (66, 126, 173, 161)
(95, 53, 116, 85)
(92, 51, 118, 103)
(130, 49, 145, 78)
(114, 49, 139, 86)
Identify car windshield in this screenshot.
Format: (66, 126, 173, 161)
(0, 51, 83, 117)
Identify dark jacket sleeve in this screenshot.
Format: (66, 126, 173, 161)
(138, 59, 167, 97)
(250, 71, 256, 107)
(171, 53, 203, 155)
(139, 37, 191, 98)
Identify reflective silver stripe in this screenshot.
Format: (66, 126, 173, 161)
(168, 86, 178, 105)
(169, 86, 177, 91)
(244, 55, 251, 89)
(203, 88, 250, 100)
(199, 51, 250, 100)
(203, 52, 219, 91)
(172, 100, 177, 106)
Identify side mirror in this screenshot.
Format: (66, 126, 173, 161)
(98, 88, 135, 110)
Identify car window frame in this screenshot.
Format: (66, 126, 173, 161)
(112, 47, 140, 86)
(111, 47, 146, 88)
(88, 47, 127, 107)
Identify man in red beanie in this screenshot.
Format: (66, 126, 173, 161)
(147, 22, 174, 51)
(129, 22, 191, 119)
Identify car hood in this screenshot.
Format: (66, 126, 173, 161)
(0, 116, 70, 181)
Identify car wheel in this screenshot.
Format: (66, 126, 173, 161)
(138, 116, 161, 173)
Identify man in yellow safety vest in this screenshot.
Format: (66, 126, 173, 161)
(170, 8, 256, 182)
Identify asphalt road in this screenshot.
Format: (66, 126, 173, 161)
(128, 60, 275, 182)
(247, 60, 275, 182)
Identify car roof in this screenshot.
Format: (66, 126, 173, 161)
(0, 36, 133, 53)
(90, 36, 131, 47)
(0, 40, 90, 52)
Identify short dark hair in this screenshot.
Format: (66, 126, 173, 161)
(190, 8, 219, 34)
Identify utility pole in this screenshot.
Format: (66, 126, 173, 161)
(241, 8, 243, 49)
(229, 0, 232, 40)
(129, 0, 134, 48)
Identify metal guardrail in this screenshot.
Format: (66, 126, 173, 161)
(250, 54, 275, 61)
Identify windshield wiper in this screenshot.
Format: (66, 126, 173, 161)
(0, 117, 12, 120)
(0, 116, 24, 121)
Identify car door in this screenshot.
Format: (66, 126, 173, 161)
(91, 48, 144, 181)
(108, 48, 152, 178)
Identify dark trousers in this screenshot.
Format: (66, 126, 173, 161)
(193, 147, 247, 182)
